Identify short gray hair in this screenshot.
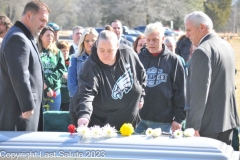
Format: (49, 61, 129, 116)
(144, 22, 165, 37)
(96, 30, 118, 46)
(184, 11, 213, 30)
(164, 37, 176, 45)
(72, 26, 84, 34)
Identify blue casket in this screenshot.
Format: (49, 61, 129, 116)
(0, 131, 239, 160)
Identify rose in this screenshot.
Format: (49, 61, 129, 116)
(65, 61, 70, 66)
(68, 124, 76, 134)
(53, 90, 56, 98)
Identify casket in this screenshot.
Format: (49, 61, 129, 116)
(0, 131, 239, 160)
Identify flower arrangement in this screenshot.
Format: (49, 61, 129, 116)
(67, 123, 135, 139)
(67, 124, 195, 139)
(75, 124, 117, 139)
(145, 127, 195, 139)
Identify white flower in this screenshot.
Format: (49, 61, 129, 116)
(173, 129, 183, 139)
(152, 128, 162, 137)
(90, 125, 102, 138)
(183, 128, 195, 137)
(102, 124, 117, 138)
(145, 128, 153, 137)
(77, 125, 91, 138)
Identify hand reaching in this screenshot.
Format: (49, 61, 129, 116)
(78, 118, 89, 127)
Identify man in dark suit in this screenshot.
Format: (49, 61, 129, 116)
(69, 26, 84, 55)
(0, 0, 50, 131)
(184, 11, 239, 145)
(111, 19, 132, 47)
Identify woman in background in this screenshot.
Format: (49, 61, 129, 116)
(133, 34, 145, 54)
(57, 41, 71, 111)
(38, 26, 66, 111)
(68, 27, 98, 126)
(164, 37, 185, 67)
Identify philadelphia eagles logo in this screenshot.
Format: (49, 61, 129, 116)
(146, 67, 167, 87)
(111, 63, 133, 99)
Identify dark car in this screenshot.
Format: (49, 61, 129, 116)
(95, 27, 104, 33)
(123, 26, 143, 37)
(134, 25, 177, 37)
(164, 27, 177, 37)
(123, 35, 136, 44)
(134, 25, 146, 33)
(95, 27, 136, 44)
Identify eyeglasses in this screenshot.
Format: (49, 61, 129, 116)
(84, 40, 96, 43)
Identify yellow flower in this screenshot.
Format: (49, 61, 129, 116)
(120, 123, 134, 136)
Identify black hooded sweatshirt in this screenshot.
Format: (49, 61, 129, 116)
(74, 44, 146, 130)
(138, 45, 185, 124)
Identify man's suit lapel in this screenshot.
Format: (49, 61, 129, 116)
(199, 33, 216, 45)
(14, 21, 44, 74)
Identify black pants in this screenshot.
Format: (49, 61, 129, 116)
(203, 129, 233, 145)
(61, 102, 70, 111)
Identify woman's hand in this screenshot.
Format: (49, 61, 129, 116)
(62, 72, 68, 79)
(47, 89, 54, 97)
(171, 121, 182, 132)
(78, 118, 89, 127)
(44, 83, 47, 90)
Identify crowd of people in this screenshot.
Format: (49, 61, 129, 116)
(0, 0, 239, 151)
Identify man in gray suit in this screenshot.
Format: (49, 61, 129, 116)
(0, 1, 50, 131)
(184, 11, 239, 145)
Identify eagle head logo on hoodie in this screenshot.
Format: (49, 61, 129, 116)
(111, 63, 133, 99)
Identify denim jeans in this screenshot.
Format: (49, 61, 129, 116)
(44, 89, 61, 111)
(135, 119, 171, 134)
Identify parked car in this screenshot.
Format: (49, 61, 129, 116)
(134, 25, 177, 37)
(123, 26, 143, 37)
(133, 25, 146, 33)
(164, 27, 177, 37)
(95, 27, 104, 33)
(123, 35, 136, 44)
(95, 27, 136, 44)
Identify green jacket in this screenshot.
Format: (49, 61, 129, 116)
(41, 48, 66, 93)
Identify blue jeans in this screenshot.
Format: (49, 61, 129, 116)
(44, 89, 61, 111)
(135, 119, 171, 134)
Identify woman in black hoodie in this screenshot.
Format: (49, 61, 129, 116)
(73, 30, 146, 130)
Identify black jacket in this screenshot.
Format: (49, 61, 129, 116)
(138, 45, 186, 123)
(73, 44, 146, 130)
(0, 21, 43, 131)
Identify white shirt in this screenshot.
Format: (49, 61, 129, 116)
(72, 43, 78, 53)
